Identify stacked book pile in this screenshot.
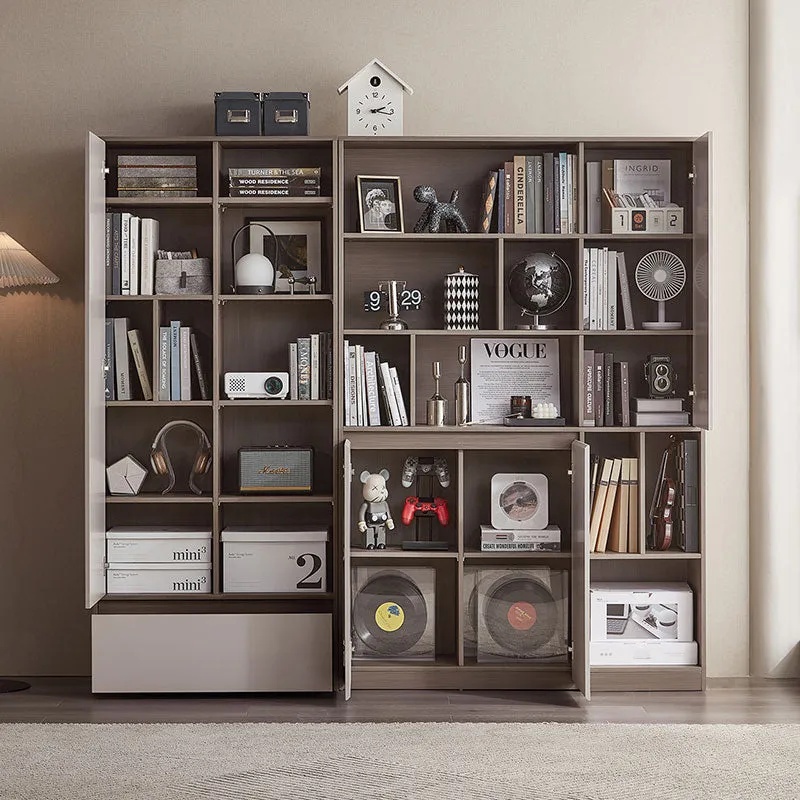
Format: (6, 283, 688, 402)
(287, 333, 334, 400)
(581, 248, 635, 330)
(478, 152, 578, 234)
(632, 397, 689, 427)
(582, 350, 631, 427)
(227, 167, 321, 197)
(589, 456, 639, 553)
(343, 342, 408, 427)
(105, 213, 159, 295)
(117, 155, 197, 198)
(104, 318, 152, 401)
(157, 322, 209, 401)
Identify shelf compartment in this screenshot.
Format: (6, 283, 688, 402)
(342, 238, 499, 330)
(351, 550, 459, 559)
(348, 448, 459, 553)
(219, 399, 332, 408)
(219, 405, 333, 497)
(591, 552, 701, 560)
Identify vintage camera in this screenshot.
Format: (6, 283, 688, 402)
(644, 355, 676, 398)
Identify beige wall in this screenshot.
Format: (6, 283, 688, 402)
(0, 0, 749, 677)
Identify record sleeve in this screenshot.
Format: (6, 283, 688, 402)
(351, 567, 435, 660)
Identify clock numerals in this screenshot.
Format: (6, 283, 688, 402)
(353, 93, 399, 136)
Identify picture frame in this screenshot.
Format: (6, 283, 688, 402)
(247, 218, 322, 293)
(357, 176, 404, 233)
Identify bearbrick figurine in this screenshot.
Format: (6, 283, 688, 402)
(412, 185, 470, 233)
(357, 469, 395, 549)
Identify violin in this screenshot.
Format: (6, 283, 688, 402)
(651, 477, 676, 550)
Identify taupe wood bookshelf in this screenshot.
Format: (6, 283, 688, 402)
(86, 134, 710, 697)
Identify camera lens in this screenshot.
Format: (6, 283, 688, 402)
(654, 376, 670, 392)
(264, 376, 284, 396)
(654, 363, 669, 377)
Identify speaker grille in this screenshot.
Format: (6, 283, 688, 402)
(229, 376, 246, 393)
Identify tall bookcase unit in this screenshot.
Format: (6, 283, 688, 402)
(338, 137, 710, 698)
(86, 134, 710, 696)
(85, 134, 338, 692)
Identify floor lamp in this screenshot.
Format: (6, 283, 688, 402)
(0, 231, 59, 693)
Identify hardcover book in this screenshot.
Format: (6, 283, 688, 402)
(390, 366, 409, 426)
(127, 329, 153, 401)
(514, 155, 526, 234)
(583, 349, 595, 427)
(227, 167, 321, 177)
(297, 337, 311, 401)
(586, 161, 602, 234)
(190, 332, 209, 401)
(113, 317, 131, 401)
(533, 155, 544, 234)
(613, 159, 671, 203)
(478, 171, 498, 234)
(289, 342, 299, 401)
(158, 327, 170, 401)
(543, 153, 554, 234)
(169, 321, 181, 401)
(104, 319, 115, 400)
(179, 327, 192, 401)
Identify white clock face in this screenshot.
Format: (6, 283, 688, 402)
(355, 89, 397, 135)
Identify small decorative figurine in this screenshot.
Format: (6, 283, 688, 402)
(413, 186, 470, 233)
(454, 345, 471, 426)
(357, 469, 395, 549)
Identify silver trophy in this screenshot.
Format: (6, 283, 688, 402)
(377, 280, 408, 331)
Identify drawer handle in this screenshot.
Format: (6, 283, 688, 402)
(275, 109, 298, 124)
(227, 109, 251, 124)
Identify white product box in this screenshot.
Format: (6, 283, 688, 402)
(106, 527, 212, 564)
(590, 582, 693, 642)
(590, 639, 698, 666)
(221, 527, 328, 593)
(106, 562, 211, 594)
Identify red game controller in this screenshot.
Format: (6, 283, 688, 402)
(401, 496, 449, 526)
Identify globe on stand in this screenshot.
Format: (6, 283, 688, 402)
(507, 252, 572, 330)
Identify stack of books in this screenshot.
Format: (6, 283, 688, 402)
(589, 456, 639, 553)
(581, 248, 634, 330)
(287, 333, 333, 400)
(157, 322, 209, 401)
(117, 155, 197, 198)
(227, 167, 321, 197)
(478, 152, 577, 234)
(104, 318, 151, 401)
(105, 213, 159, 295)
(343, 342, 408, 427)
(582, 351, 631, 427)
(632, 398, 689, 427)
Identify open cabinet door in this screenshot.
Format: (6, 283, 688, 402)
(570, 440, 590, 699)
(85, 132, 107, 609)
(692, 132, 712, 430)
(342, 439, 354, 699)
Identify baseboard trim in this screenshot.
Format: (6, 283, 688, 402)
(706, 676, 799, 688)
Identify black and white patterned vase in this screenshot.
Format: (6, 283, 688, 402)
(444, 266, 479, 330)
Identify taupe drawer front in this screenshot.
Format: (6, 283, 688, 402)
(92, 613, 332, 693)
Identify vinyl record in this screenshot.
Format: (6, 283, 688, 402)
(353, 571, 429, 656)
(482, 574, 559, 656)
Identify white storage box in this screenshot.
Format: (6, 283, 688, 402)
(106, 562, 211, 594)
(590, 639, 698, 666)
(221, 527, 328, 593)
(590, 582, 693, 642)
(106, 527, 212, 564)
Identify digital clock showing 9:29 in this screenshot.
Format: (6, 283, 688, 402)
(363, 288, 424, 312)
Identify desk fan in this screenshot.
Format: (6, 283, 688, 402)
(634, 250, 686, 330)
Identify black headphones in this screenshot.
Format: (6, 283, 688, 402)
(149, 420, 211, 496)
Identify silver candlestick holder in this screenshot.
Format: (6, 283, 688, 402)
(377, 280, 408, 331)
(426, 361, 448, 426)
(454, 345, 471, 426)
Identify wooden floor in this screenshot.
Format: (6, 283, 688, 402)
(1, 679, 799, 723)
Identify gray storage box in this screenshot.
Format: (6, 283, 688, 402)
(262, 92, 310, 136)
(155, 258, 212, 295)
(215, 92, 262, 136)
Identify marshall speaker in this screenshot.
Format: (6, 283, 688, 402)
(238, 446, 313, 494)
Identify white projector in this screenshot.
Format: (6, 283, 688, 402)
(224, 372, 289, 399)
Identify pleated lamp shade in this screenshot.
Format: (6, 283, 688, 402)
(0, 232, 59, 288)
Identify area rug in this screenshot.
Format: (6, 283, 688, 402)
(1, 722, 798, 800)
